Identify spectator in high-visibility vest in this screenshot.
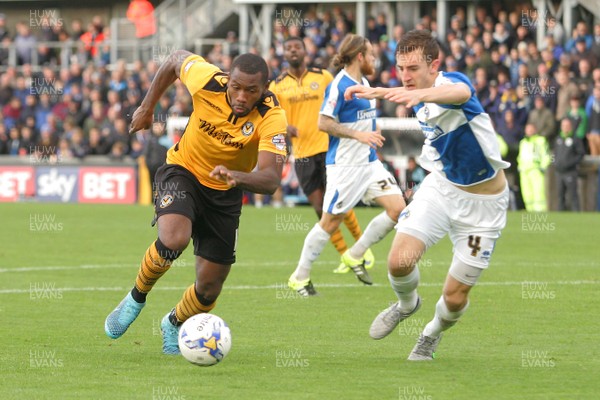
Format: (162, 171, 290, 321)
(517, 123, 552, 212)
(127, 0, 156, 39)
(496, 132, 509, 159)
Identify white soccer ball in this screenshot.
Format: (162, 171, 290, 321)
(178, 313, 232, 366)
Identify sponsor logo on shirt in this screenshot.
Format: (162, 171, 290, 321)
(289, 93, 320, 103)
(419, 122, 446, 141)
(198, 118, 244, 149)
(357, 109, 377, 120)
(202, 98, 223, 113)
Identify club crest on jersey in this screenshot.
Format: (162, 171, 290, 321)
(159, 194, 174, 209)
(242, 121, 255, 136)
(399, 209, 410, 220)
(310, 82, 319, 90)
(272, 134, 286, 151)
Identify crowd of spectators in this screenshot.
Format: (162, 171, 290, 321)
(0, 12, 196, 161)
(0, 5, 599, 177)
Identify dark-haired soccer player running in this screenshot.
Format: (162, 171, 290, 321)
(269, 37, 375, 275)
(105, 50, 287, 354)
(346, 30, 510, 360)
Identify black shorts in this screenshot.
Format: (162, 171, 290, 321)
(294, 152, 327, 196)
(153, 164, 242, 265)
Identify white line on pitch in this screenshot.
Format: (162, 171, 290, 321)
(1, 260, 599, 273)
(0, 261, 340, 273)
(0, 280, 597, 295)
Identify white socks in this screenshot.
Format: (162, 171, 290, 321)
(422, 295, 469, 338)
(349, 211, 396, 259)
(293, 223, 330, 281)
(388, 268, 420, 312)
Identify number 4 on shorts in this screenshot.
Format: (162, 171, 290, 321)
(468, 235, 481, 257)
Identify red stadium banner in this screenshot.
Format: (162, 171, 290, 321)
(0, 166, 36, 202)
(78, 167, 137, 203)
(0, 164, 137, 203)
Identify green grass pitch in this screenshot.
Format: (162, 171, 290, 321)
(1, 203, 599, 399)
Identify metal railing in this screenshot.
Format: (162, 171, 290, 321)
(0, 5, 237, 72)
(0, 37, 145, 71)
(0, 40, 76, 71)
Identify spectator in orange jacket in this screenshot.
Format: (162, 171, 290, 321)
(79, 22, 105, 60)
(127, 0, 156, 39)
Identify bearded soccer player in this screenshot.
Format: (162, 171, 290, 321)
(104, 50, 287, 354)
(269, 36, 374, 274)
(288, 35, 405, 296)
(346, 30, 510, 360)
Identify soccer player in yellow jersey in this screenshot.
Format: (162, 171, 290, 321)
(269, 37, 374, 274)
(105, 50, 287, 354)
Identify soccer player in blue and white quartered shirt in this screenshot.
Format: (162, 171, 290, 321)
(346, 30, 510, 361)
(287, 34, 406, 297)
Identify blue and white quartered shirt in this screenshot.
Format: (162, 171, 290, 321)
(320, 69, 378, 166)
(414, 71, 510, 186)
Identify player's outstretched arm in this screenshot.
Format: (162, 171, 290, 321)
(129, 49, 194, 133)
(385, 83, 471, 107)
(344, 85, 393, 101)
(209, 151, 285, 194)
(318, 115, 384, 149)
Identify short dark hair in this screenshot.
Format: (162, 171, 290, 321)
(396, 29, 439, 65)
(231, 53, 269, 84)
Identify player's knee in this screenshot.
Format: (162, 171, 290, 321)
(385, 201, 406, 222)
(157, 232, 189, 253)
(386, 208, 401, 222)
(387, 253, 415, 277)
(155, 237, 183, 261)
(194, 281, 223, 304)
(319, 215, 343, 234)
(442, 291, 468, 312)
(157, 215, 192, 252)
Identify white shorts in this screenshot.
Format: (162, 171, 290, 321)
(396, 172, 509, 269)
(323, 160, 403, 215)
